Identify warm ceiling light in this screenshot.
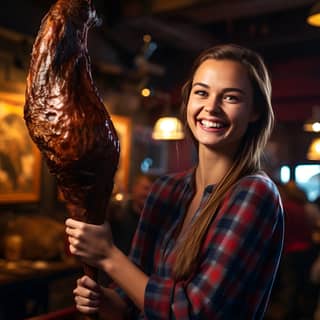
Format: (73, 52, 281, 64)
(307, 138, 320, 160)
(303, 106, 320, 132)
(114, 192, 124, 201)
(152, 117, 185, 140)
(141, 88, 151, 97)
(303, 121, 320, 132)
(143, 34, 152, 43)
(307, 2, 320, 27)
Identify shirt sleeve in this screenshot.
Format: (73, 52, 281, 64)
(144, 175, 284, 319)
(109, 174, 178, 317)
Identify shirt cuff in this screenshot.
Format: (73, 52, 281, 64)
(144, 274, 175, 319)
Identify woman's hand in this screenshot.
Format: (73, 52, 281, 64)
(65, 218, 113, 268)
(74, 275, 101, 314)
(74, 275, 128, 319)
(67, 218, 148, 312)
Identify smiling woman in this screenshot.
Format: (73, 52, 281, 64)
(66, 44, 284, 320)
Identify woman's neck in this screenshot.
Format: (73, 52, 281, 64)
(195, 147, 233, 190)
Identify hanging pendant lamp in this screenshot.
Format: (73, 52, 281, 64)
(307, 1, 320, 27)
(307, 137, 320, 160)
(152, 116, 185, 140)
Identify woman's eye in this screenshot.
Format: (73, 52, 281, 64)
(224, 95, 240, 103)
(194, 90, 208, 97)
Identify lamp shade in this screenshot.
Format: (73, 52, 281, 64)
(152, 117, 185, 140)
(307, 2, 320, 26)
(307, 137, 320, 160)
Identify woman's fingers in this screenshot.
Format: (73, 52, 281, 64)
(68, 236, 84, 256)
(76, 304, 99, 314)
(74, 283, 99, 299)
(66, 222, 88, 255)
(74, 276, 100, 314)
(65, 226, 75, 237)
(66, 218, 83, 229)
(65, 220, 113, 266)
(78, 275, 100, 290)
(75, 294, 100, 307)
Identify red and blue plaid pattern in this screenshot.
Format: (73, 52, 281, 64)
(114, 169, 284, 319)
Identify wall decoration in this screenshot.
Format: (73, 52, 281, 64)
(112, 114, 132, 193)
(0, 92, 41, 203)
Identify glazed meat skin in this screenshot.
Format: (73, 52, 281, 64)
(24, 0, 120, 225)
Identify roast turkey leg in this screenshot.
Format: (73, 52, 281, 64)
(24, 0, 120, 317)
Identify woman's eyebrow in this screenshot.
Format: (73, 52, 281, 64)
(192, 82, 210, 89)
(192, 82, 246, 95)
(222, 87, 246, 95)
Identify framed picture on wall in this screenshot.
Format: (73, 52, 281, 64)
(0, 92, 41, 203)
(112, 114, 132, 193)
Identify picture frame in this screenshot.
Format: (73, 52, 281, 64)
(112, 114, 132, 193)
(0, 92, 41, 203)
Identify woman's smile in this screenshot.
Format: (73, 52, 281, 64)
(198, 118, 229, 130)
(187, 58, 256, 153)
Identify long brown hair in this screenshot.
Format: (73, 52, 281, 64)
(173, 44, 274, 280)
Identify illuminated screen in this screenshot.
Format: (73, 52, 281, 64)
(294, 164, 320, 201)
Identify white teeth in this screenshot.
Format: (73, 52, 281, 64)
(201, 120, 224, 128)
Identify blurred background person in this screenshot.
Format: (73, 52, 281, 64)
(309, 196, 320, 320)
(269, 181, 318, 320)
(107, 174, 155, 255)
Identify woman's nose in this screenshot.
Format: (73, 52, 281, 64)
(204, 96, 221, 113)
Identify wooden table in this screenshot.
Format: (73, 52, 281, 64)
(0, 259, 82, 320)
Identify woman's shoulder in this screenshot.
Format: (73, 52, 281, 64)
(153, 168, 194, 188)
(222, 172, 284, 223)
(145, 168, 194, 207)
(232, 171, 281, 199)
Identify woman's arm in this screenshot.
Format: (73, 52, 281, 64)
(66, 219, 149, 311)
(104, 245, 149, 309)
(66, 174, 177, 313)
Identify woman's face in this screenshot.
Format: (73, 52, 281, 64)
(187, 59, 257, 154)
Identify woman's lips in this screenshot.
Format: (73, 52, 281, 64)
(199, 119, 228, 129)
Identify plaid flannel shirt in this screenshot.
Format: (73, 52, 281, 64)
(115, 168, 284, 319)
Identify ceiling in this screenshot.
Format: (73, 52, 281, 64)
(1, 1, 319, 64)
(0, 0, 320, 119)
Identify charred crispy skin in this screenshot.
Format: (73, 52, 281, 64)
(24, 0, 120, 225)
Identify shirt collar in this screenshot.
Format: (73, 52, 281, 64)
(185, 166, 215, 194)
